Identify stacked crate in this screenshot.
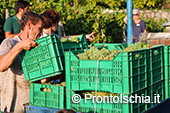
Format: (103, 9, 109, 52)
(19, 35, 168, 112)
(29, 83, 65, 109)
(20, 35, 88, 110)
(20, 35, 65, 109)
(20, 34, 88, 82)
(58, 34, 89, 66)
(20, 35, 64, 82)
(115, 44, 165, 108)
(65, 44, 149, 113)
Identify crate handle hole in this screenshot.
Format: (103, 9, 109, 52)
(135, 54, 142, 58)
(153, 50, 159, 55)
(35, 43, 40, 48)
(40, 88, 52, 92)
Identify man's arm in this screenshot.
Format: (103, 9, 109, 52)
(0, 43, 22, 72)
(0, 39, 37, 72)
(5, 32, 19, 39)
(4, 18, 19, 38)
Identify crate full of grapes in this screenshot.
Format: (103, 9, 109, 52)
(59, 34, 88, 64)
(65, 42, 149, 94)
(30, 82, 65, 109)
(20, 35, 63, 82)
(60, 34, 88, 51)
(115, 44, 164, 86)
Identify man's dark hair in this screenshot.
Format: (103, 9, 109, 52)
(14, 0, 29, 14)
(20, 11, 43, 30)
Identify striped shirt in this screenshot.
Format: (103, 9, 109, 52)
(0, 36, 30, 113)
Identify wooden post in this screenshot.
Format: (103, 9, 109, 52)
(58, 20, 66, 36)
(58, 20, 63, 36)
(5, 9, 10, 20)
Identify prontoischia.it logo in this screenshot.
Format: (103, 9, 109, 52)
(72, 94, 160, 104)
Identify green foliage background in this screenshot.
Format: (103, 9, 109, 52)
(0, 0, 168, 43)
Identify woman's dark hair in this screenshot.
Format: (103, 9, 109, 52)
(20, 11, 43, 30)
(14, 0, 29, 14)
(41, 9, 61, 29)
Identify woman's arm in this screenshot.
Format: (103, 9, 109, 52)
(144, 28, 147, 33)
(59, 32, 96, 41)
(123, 15, 127, 24)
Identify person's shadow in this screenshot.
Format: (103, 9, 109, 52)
(143, 97, 170, 113)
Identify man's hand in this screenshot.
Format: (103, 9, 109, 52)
(41, 78, 51, 84)
(19, 39, 37, 51)
(86, 32, 96, 41)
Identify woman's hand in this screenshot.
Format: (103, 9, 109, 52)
(86, 32, 96, 41)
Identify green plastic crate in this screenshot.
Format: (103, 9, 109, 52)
(62, 34, 88, 51)
(91, 43, 133, 51)
(164, 46, 170, 99)
(147, 80, 165, 108)
(113, 43, 134, 50)
(59, 34, 88, 64)
(30, 83, 65, 109)
(164, 46, 170, 80)
(148, 46, 164, 86)
(20, 35, 63, 82)
(91, 43, 122, 50)
(66, 88, 148, 113)
(65, 47, 148, 94)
